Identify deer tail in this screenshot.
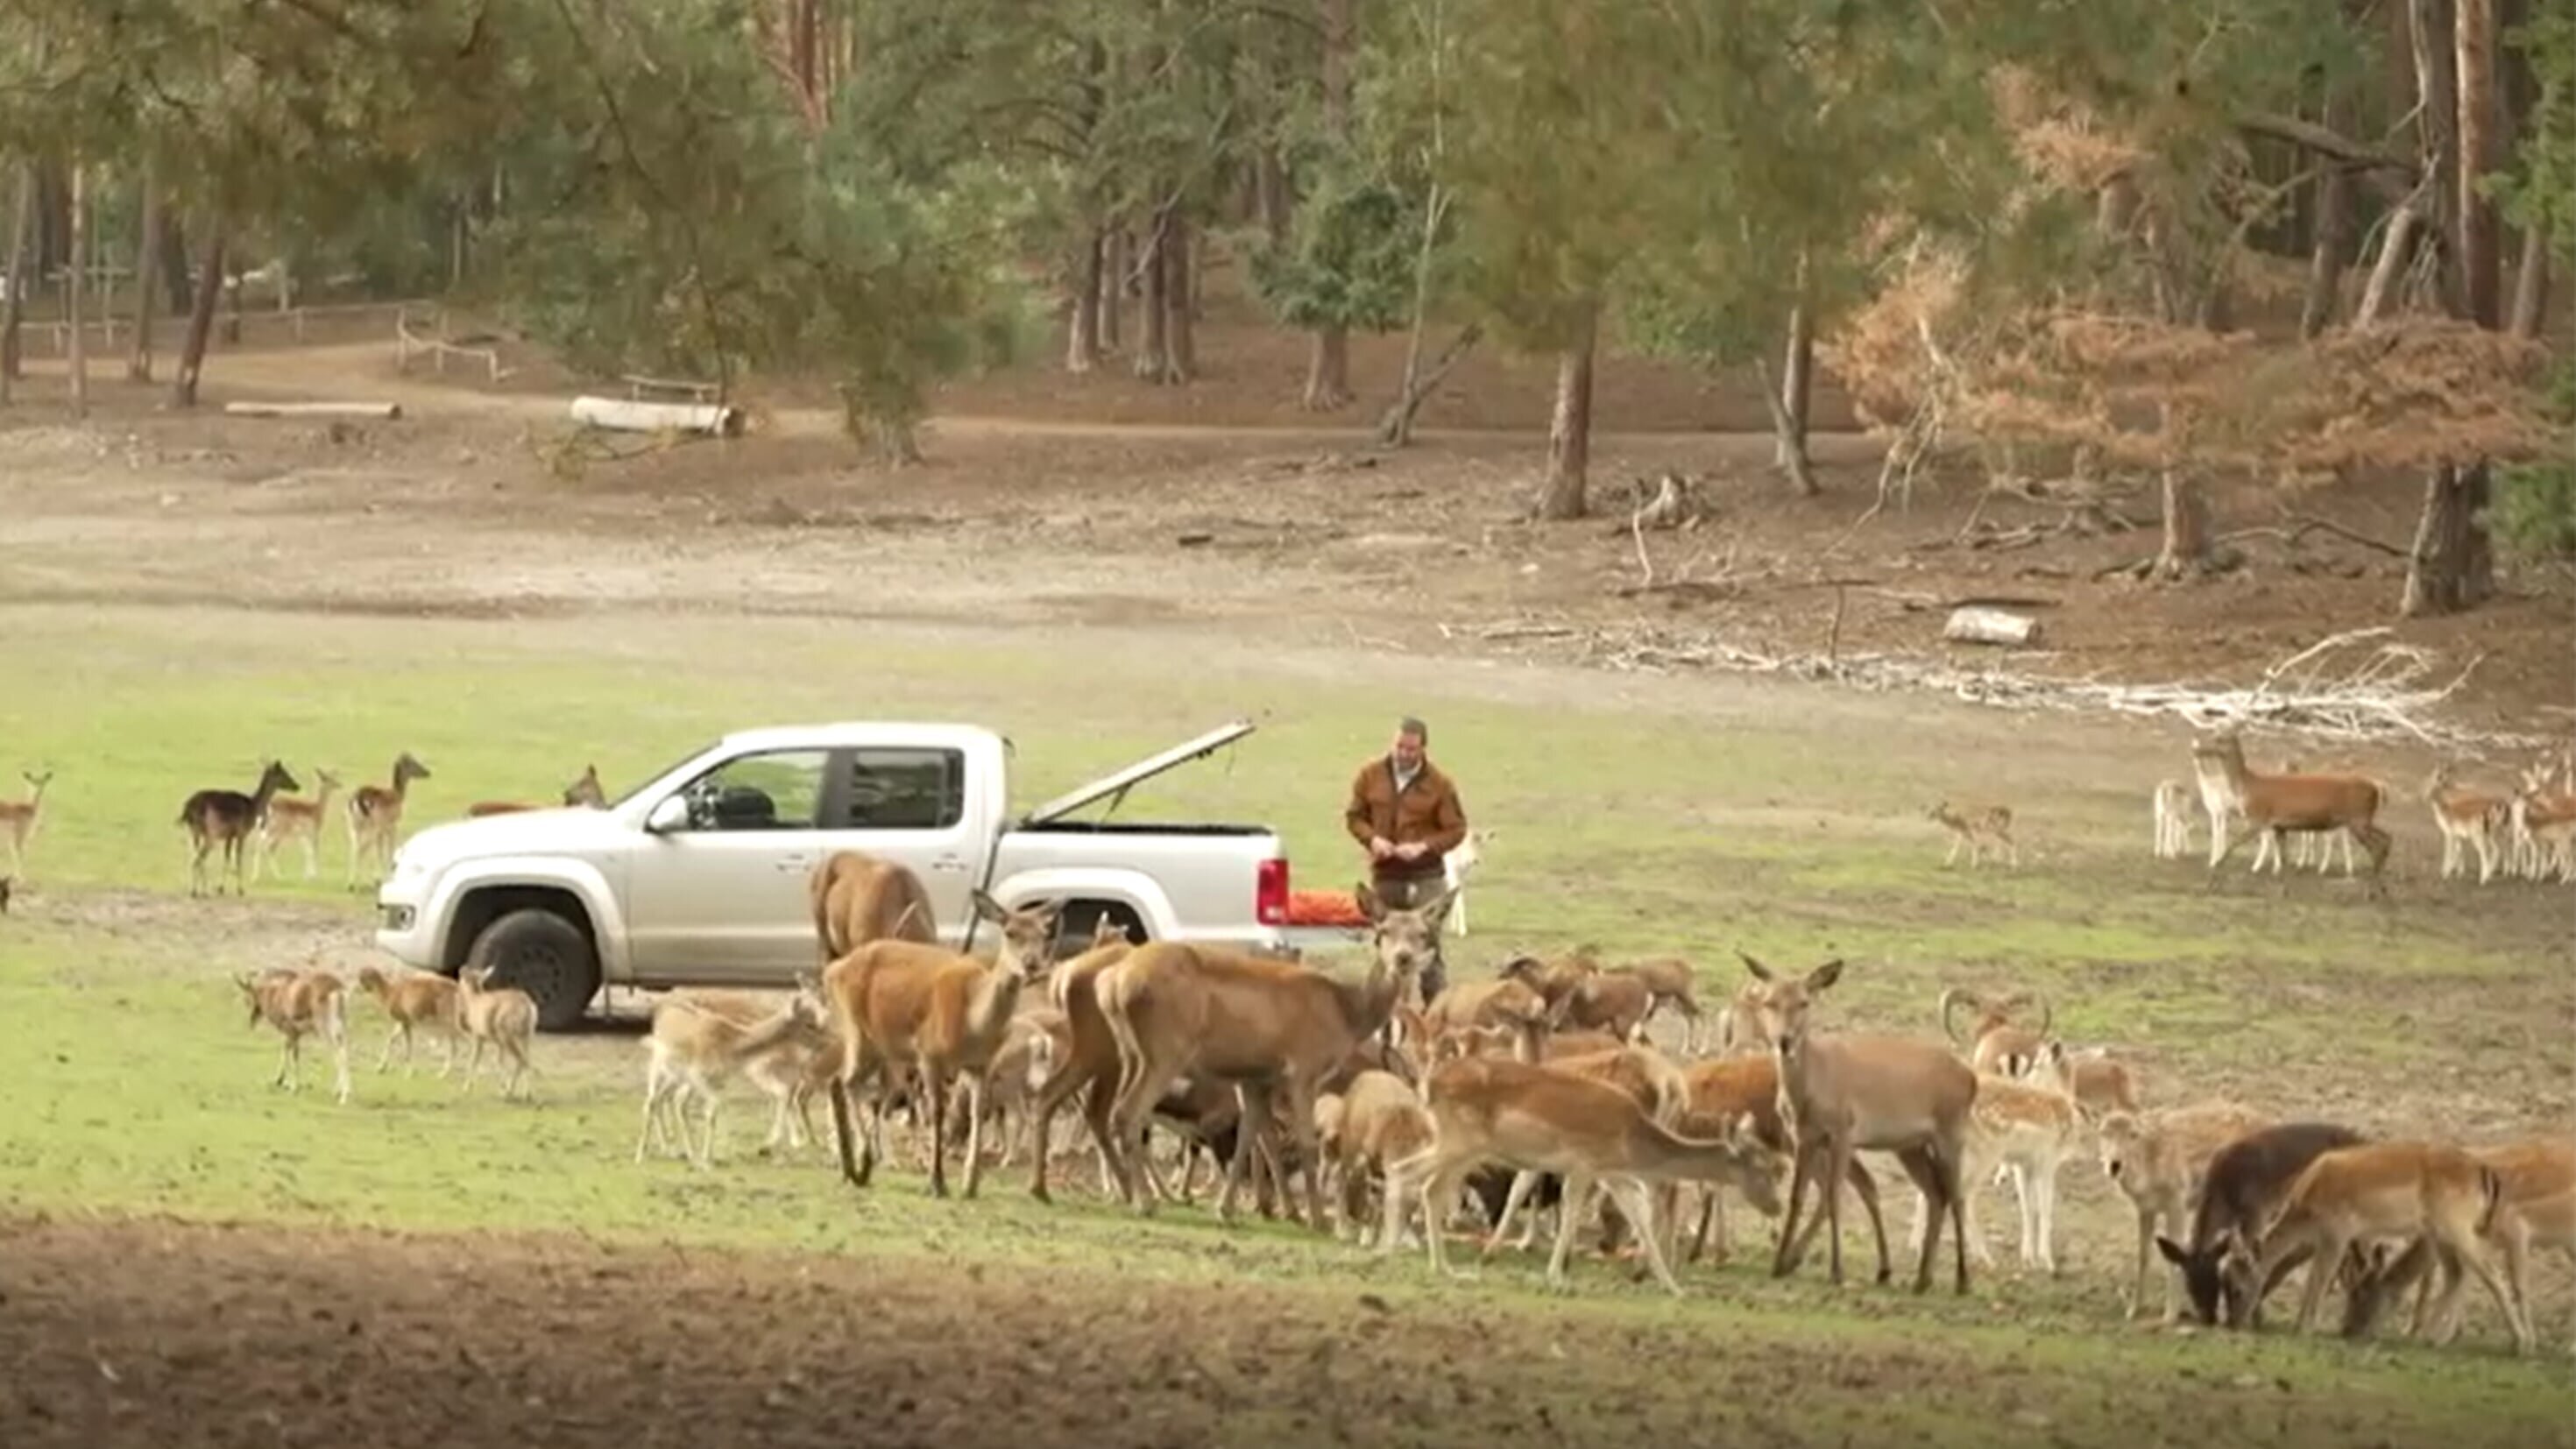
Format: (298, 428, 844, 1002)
(2476, 1164, 2507, 1238)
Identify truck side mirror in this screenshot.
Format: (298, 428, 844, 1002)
(644, 795, 690, 835)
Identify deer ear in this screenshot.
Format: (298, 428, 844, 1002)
(1736, 951, 1773, 981)
(1806, 958, 1844, 992)
(2155, 1235, 2192, 1268)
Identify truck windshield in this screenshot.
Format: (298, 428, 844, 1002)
(604, 741, 719, 809)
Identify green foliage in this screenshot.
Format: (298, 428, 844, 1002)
(2495, 5, 2576, 263)
(2495, 356, 2576, 565)
(1244, 166, 1426, 333)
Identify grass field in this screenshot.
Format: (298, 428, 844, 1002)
(2, 601, 2572, 1447)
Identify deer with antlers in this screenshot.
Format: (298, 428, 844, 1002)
(254, 767, 343, 881)
(1094, 881, 1445, 1228)
(2193, 731, 2390, 893)
(1937, 986, 2052, 1078)
(1737, 951, 1980, 1294)
(180, 760, 300, 898)
(0, 768, 53, 881)
(345, 752, 431, 889)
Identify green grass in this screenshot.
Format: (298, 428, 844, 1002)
(1, 602, 2570, 1444)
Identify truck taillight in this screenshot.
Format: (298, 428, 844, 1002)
(1256, 857, 1289, 926)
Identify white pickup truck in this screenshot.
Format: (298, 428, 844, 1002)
(372, 718, 1355, 1029)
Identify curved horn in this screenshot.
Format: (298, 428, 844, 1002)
(2030, 990, 2054, 1038)
(1938, 986, 1977, 1045)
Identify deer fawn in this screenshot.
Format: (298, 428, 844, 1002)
(256, 767, 343, 881)
(0, 768, 53, 880)
(180, 760, 301, 898)
(347, 751, 431, 889)
(235, 966, 353, 1105)
(1928, 801, 2019, 869)
(456, 965, 538, 1099)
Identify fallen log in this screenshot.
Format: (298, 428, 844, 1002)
(223, 400, 403, 420)
(1943, 606, 2042, 647)
(568, 394, 746, 438)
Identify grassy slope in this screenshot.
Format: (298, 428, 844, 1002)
(0, 604, 2568, 1441)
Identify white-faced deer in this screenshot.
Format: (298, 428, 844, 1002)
(345, 752, 431, 889)
(255, 767, 343, 881)
(0, 768, 53, 880)
(180, 760, 300, 898)
(1441, 827, 1491, 936)
(455, 964, 537, 1100)
(822, 889, 1065, 1198)
(2093, 1100, 2272, 1320)
(808, 849, 940, 965)
(234, 966, 352, 1105)
(2230, 1141, 2535, 1354)
(1928, 801, 2018, 869)
(2421, 761, 2509, 885)
(1738, 951, 1980, 1294)
(1094, 881, 1445, 1228)
(1938, 986, 2052, 1078)
(2193, 731, 2390, 893)
(2151, 778, 2195, 859)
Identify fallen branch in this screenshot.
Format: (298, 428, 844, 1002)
(223, 400, 402, 420)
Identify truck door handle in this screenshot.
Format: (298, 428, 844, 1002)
(775, 855, 816, 873)
(931, 856, 968, 873)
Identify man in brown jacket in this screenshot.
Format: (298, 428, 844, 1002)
(1344, 716, 1468, 1002)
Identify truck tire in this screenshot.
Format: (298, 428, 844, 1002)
(1061, 901, 1147, 953)
(465, 908, 600, 1033)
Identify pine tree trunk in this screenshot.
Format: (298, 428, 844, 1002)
(2412, 0, 2464, 315)
(1132, 214, 1170, 383)
(2456, 0, 2501, 328)
(1302, 0, 1357, 412)
(1065, 229, 1103, 373)
(157, 209, 190, 313)
(2153, 467, 2212, 579)
(2299, 89, 2356, 336)
(127, 166, 159, 383)
(2401, 463, 2496, 616)
(1533, 303, 1597, 522)
(1100, 224, 1125, 353)
(1256, 145, 1291, 245)
(1163, 209, 1196, 382)
(1303, 329, 1353, 410)
(172, 230, 223, 408)
(65, 162, 86, 417)
(0, 160, 31, 393)
(2509, 225, 2550, 337)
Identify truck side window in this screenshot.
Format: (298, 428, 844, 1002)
(843, 748, 966, 831)
(680, 750, 830, 831)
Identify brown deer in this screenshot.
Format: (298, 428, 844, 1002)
(1023, 921, 1142, 1205)
(2016, 1039, 2141, 1122)
(2342, 1135, 2576, 1350)
(1737, 951, 1980, 1294)
(1501, 953, 1655, 1042)
(255, 767, 343, 881)
(2193, 731, 2390, 893)
(463, 765, 609, 818)
(354, 964, 463, 1076)
(1676, 1052, 1886, 1273)
(455, 965, 538, 1099)
(2149, 1120, 2371, 1327)
(2094, 1100, 2274, 1320)
(808, 849, 940, 965)
(180, 760, 300, 898)
(346, 752, 431, 888)
(1928, 801, 2018, 868)
(2422, 760, 2510, 885)
(1093, 880, 1445, 1228)
(1372, 1053, 1777, 1296)
(0, 768, 53, 880)
(2229, 1141, 2535, 1354)
(1937, 986, 2053, 1078)
(234, 966, 352, 1105)
(822, 889, 1065, 1198)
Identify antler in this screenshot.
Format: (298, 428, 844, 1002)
(1937, 986, 1978, 1044)
(2028, 990, 2053, 1038)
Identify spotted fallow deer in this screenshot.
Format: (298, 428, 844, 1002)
(346, 751, 431, 888)
(1737, 951, 1980, 1294)
(256, 767, 343, 881)
(2193, 731, 2390, 893)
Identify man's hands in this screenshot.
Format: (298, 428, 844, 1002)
(1394, 841, 1428, 862)
(1368, 837, 1431, 863)
(1369, 835, 1395, 862)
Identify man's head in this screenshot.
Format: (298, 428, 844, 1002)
(1391, 717, 1428, 771)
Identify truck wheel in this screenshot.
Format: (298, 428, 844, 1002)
(466, 908, 600, 1032)
(1061, 901, 1146, 953)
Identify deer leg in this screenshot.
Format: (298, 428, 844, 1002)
(635, 1066, 671, 1163)
(378, 1023, 403, 1073)
(1543, 1170, 1597, 1292)
(1822, 1135, 1851, 1286)
(924, 1069, 952, 1198)
(1484, 1171, 1542, 1256)
(959, 1074, 992, 1198)
(2289, 1233, 2345, 1335)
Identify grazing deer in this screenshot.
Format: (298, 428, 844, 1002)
(2150, 1120, 2370, 1326)
(234, 966, 352, 1105)
(1375, 1052, 1777, 1295)
(354, 964, 464, 1076)
(2422, 761, 2509, 885)
(1476, 1043, 1703, 1259)
(2342, 1136, 2576, 1350)
(180, 760, 301, 898)
(1094, 881, 1446, 1227)
(346, 752, 431, 888)
(255, 767, 343, 881)
(809, 849, 941, 965)
(2151, 778, 2195, 859)
(823, 890, 1065, 1198)
(1928, 801, 2018, 869)
(2094, 1100, 2273, 1320)
(0, 768, 53, 880)
(1937, 986, 2052, 1078)
(455, 964, 538, 1099)
(1441, 827, 1493, 936)
(2230, 1141, 2535, 1354)
(1326, 1069, 1438, 1246)
(2193, 731, 2390, 893)
(1737, 951, 1980, 1294)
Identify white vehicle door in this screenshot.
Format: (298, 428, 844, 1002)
(623, 746, 836, 980)
(811, 743, 981, 951)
